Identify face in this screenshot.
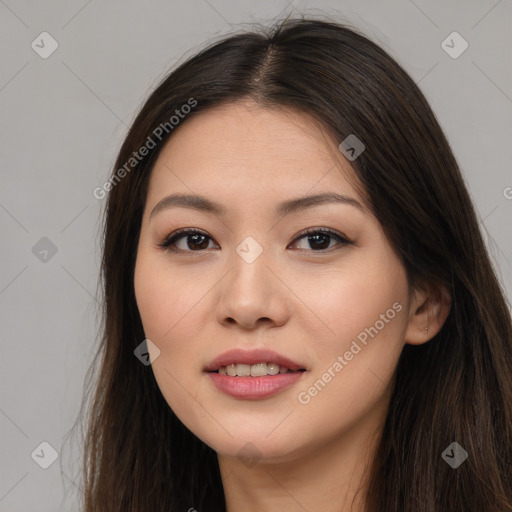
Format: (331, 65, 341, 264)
(134, 100, 414, 464)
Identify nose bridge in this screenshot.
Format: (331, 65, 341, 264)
(235, 234, 266, 267)
(216, 233, 288, 329)
(228, 234, 271, 300)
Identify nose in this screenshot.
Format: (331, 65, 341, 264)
(215, 242, 290, 332)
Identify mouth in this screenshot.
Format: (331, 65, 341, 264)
(204, 348, 307, 374)
(204, 348, 307, 399)
(210, 363, 306, 377)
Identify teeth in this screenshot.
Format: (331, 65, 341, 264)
(236, 364, 251, 377)
(267, 363, 280, 375)
(216, 363, 298, 376)
(250, 363, 267, 377)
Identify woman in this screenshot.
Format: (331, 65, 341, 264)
(80, 16, 512, 512)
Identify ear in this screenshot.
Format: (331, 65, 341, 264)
(404, 282, 451, 345)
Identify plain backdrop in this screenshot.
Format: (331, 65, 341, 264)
(1, 1, 511, 511)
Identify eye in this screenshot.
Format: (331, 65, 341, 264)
(158, 227, 352, 254)
(158, 228, 218, 253)
(289, 228, 351, 252)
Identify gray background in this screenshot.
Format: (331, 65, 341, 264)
(1, 1, 511, 511)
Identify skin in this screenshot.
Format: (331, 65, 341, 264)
(134, 100, 451, 512)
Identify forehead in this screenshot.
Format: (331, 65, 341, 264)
(147, 100, 367, 209)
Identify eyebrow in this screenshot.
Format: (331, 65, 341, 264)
(149, 192, 366, 220)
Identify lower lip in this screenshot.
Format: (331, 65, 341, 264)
(207, 371, 305, 400)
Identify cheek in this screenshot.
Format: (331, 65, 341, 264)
(294, 251, 410, 428)
(134, 249, 202, 343)
(134, 248, 216, 390)
(133, 259, 169, 340)
(299, 254, 408, 360)
(134, 251, 207, 424)
(290, 290, 407, 449)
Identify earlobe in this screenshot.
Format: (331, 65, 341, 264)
(404, 284, 451, 346)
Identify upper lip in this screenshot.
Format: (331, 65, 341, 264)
(204, 348, 306, 372)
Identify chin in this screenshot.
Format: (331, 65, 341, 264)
(191, 420, 310, 465)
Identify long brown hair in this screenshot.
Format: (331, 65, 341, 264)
(77, 16, 512, 511)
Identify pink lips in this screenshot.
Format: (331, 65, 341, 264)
(204, 348, 306, 400)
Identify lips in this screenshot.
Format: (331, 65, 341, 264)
(205, 348, 307, 399)
(204, 348, 306, 373)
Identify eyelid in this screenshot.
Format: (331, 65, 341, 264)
(158, 227, 352, 253)
(288, 227, 352, 252)
(290, 227, 351, 245)
(158, 227, 217, 252)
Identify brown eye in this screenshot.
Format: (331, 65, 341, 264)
(159, 229, 218, 252)
(159, 227, 351, 254)
(290, 228, 351, 252)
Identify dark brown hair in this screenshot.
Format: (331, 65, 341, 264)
(77, 16, 512, 511)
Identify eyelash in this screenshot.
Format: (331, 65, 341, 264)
(158, 227, 352, 254)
